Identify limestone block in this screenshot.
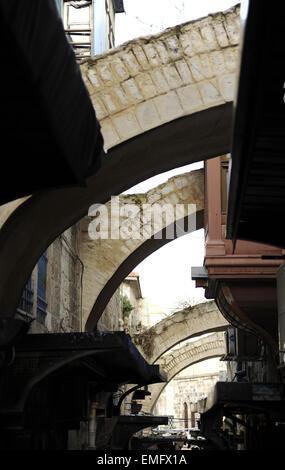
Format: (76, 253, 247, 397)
(136, 73, 157, 99)
(121, 51, 141, 76)
(200, 24, 219, 50)
(187, 56, 205, 82)
(224, 13, 240, 45)
(112, 56, 130, 81)
(212, 21, 230, 48)
(136, 100, 161, 131)
(100, 119, 120, 149)
(154, 91, 183, 122)
(113, 86, 129, 108)
(91, 96, 108, 120)
(143, 43, 161, 67)
(155, 40, 170, 64)
(180, 32, 195, 57)
(199, 79, 223, 105)
(122, 78, 144, 103)
(175, 59, 193, 85)
(97, 62, 114, 84)
(112, 110, 141, 140)
(166, 35, 183, 60)
(151, 69, 170, 93)
(188, 29, 208, 54)
(101, 91, 119, 114)
(132, 45, 150, 71)
(219, 73, 236, 101)
(87, 68, 102, 90)
(163, 64, 183, 89)
(177, 84, 203, 113)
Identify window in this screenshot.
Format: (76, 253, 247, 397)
(18, 278, 33, 315)
(37, 251, 48, 324)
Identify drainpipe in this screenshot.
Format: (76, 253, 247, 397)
(88, 401, 99, 449)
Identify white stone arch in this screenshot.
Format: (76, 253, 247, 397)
(81, 169, 204, 330)
(133, 300, 228, 363)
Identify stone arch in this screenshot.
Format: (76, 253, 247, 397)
(0, 6, 240, 319)
(141, 331, 225, 413)
(81, 168, 204, 330)
(133, 300, 228, 363)
(81, 5, 239, 150)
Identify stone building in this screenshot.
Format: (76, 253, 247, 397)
(16, 0, 126, 337)
(55, 0, 124, 59)
(18, 226, 83, 334)
(154, 357, 227, 430)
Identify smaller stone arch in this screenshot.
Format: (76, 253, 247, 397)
(141, 331, 225, 413)
(133, 300, 229, 363)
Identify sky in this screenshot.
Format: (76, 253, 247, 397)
(115, 0, 238, 315)
(115, 0, 239, 47)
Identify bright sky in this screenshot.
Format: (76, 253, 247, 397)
(115, 0, 239, 47)
(115, 0, 238, 315)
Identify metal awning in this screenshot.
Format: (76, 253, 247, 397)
(0, 0, 103, 206)
(12, 331, 167, 387)
(226, 1, 285, 248)
(0, 330, 167, 434)
(197, 382, 285, 416)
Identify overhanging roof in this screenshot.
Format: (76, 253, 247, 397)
(13, 331, 167, 387)
(197, 382, 285, 416)
(0, 0, 103, 206)
(226, 1, 285, 248)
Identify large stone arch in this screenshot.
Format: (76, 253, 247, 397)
(141, 332, 225, 413)
(81, 169, 204, 330)
(0, 6, 240, 319)
(81, 6, 239, 150)
(133, 300, 229, 363)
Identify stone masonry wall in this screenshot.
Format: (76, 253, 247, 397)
(26, 225, 83, 334)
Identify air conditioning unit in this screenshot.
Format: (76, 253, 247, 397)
(224, 327, 261, 360)
(224, 327, 236, 357)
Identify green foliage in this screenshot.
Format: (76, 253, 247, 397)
(121, 295, 134, 318)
